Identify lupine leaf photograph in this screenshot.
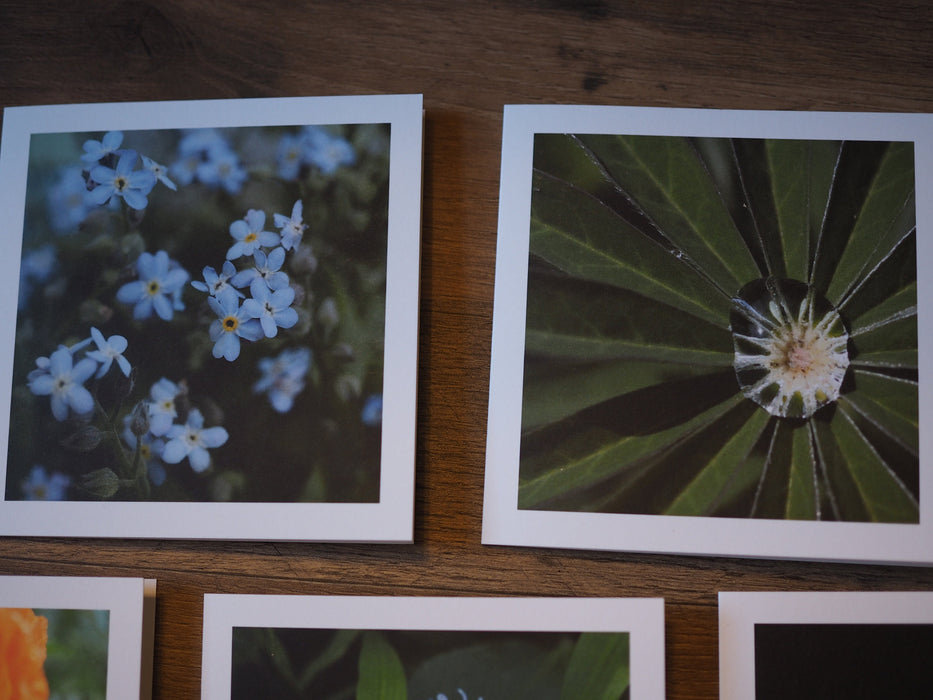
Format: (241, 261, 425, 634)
(520, 132, 917, 523)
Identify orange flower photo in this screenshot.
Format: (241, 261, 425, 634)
(0, 608, 49, 700)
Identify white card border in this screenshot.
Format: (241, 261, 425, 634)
(0, 94, 423, 542)
(718, 590, 933, 699)
(483, 104, 933, 565)
(0, 575, 154, 700)
(201, 594, 665, 699)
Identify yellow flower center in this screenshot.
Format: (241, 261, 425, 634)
(223, 316, 239, 332)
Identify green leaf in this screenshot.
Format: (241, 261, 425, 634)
(521, 358, 725, 431)
(765, 139, 813, 281)
(810, 141, 892, 294)
(849, 314, 917, 360)
(356, 632, 406, 700)
(664, 407, 772, 515)
(848, 281, 916, 336)
(841, 370, 918, 456)
(519, 393, 745, 509)
(407, 638, 568, 700)
(530, 170, 732, 326)
(785, 423, 818, 519)
(826, 142, 915, 303)
(829, 409, 918, 523)
(560, 633, 630, 700)
(524, 266, 733, 364)
(297, 629, 360, 691)
(575, 133, 761, 293)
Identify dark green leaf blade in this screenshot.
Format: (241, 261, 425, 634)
(560, 633, 630, 700)
(524, 266, 734, 364)
(575, 133, 761, 294)
(530, 170, 732, 326)
(356, 632, 406, 700)
(519, 392, 745, 509)
(664, 407, 771, 516)
(840, 370, 918, 456)
(826, 142, 915, 304)
(765, 139, 812, 281)
(521, 358, 726, 432)
(828, 409, 919, 523)
(785, 423, 818, 520)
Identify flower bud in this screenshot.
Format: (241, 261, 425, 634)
(80, 468, 122, 498)
(61, 425, 103, 452)
(130, 401, 151, 437)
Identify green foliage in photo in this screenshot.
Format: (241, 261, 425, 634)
(520, 134, 917, 522)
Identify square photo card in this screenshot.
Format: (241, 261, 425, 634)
(719, 591, 933, 700)
(201, 595, 665, 700)
(483, 105, 932, 564)
(0, 575, 156, 700)
(0, 94, 423, 541)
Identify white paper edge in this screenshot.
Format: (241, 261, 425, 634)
(483, 104, 933, 565)
(0, 575, 152, 699)
(718, 590, 933, 699)
(201, 594, 665, 699)
(0, 94, 423, 542)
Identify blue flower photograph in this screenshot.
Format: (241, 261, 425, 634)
(6, 122, 391, 504)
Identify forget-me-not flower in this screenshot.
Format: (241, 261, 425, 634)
(81, 130, 124, 164)
(192, 260, 243, 298)
(226, 209, 279, 261)
(230, 247, 289, 291)
(86, 327, 131, 378)
(253, 347, 312, 413)
(196, 148, 247, 194)
(88, 149, 157, 210)
(21, 465, 71, 501)
(242, 278, 298, 338)
(117, 250, 189, 321)
(208, 288, 263, 361)
(18, 244, 58, 310)
(303, 126, 356, 174)
(361, 394, 383, 426)
(48, 167, 93, 233)
(147, 377, 182, 437)
(276, 134, 305, 180)
(142, 155, 178, 191)
(274, 199, 307, 251)
(27, 345, 97, 421)
(161, 408, 228, 472)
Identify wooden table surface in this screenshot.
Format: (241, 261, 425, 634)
(3, 1, 933, 698)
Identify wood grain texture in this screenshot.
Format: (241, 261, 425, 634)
(2, 1, 933, 698)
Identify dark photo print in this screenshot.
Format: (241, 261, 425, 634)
(754, 623, 933, 699)
(520, 134, 917, 523)
(232, 627, 631, 700)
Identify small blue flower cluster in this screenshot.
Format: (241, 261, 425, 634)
(80, 130, 176, 211)
(253, 347, 312, 413)
(20, 465, 71, 501)
(117, 250, 190, 321)
(276, 125, 356, 180)
(169, 128, 247, 194)
(27, 328, 130, 421)
(121, 376, 229, 476)
(191, 200, 306, 362)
